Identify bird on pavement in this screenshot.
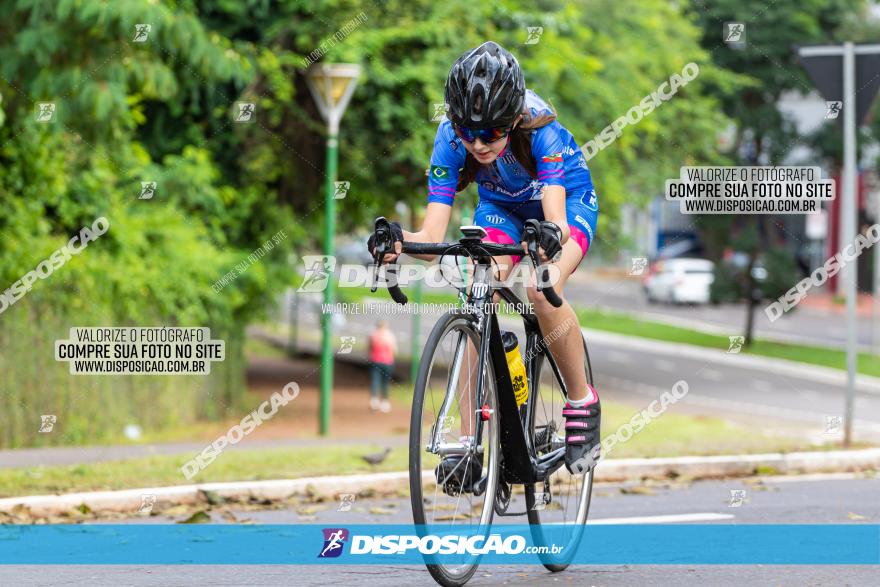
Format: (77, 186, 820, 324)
(361, 447, 392, 467)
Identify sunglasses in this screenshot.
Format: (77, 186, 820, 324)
(453, 123, 513, 144)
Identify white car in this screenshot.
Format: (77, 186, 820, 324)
(644, 258, 715, 304)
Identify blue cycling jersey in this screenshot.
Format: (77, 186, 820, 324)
(426, 90, 596, 207)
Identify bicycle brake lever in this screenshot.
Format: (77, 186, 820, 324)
(370, 238, 386, 294)
(525, 231, 544, 289)
(370, 256, 380, 292)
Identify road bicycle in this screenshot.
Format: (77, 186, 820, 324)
(370, 217, 596, 587)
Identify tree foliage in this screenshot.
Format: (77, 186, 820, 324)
(0, 0, 764, 444)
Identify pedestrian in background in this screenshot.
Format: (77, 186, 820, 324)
(369, 320, 397, 413)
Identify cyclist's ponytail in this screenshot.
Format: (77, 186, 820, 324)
(455, 105, 557, 192)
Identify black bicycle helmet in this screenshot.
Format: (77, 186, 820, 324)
(445, 41, 525, 129)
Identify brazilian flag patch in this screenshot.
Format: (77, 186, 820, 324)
(430, 165, 450, 180)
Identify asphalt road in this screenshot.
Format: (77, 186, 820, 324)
(563, 273, 877, 351)
(3, 474, 877, 586)
(290, 291, 880, 443)
(591, 336, 880, 442)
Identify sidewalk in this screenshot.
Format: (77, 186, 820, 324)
(799, 291, 875, 317)
(0, 353, 410, 470)
(0, 436, 408, 470)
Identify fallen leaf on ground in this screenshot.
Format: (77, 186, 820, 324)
(162, 505, 193, 516)
(296, 506, 324, 515)
(620, 486, 656, 495)
(369, 506, 395, 515)
(198, 489, 226, 506)
(178, 510, 212, 524)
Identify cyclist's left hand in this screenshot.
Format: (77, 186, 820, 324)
(522, 221, 565, 263)
(367, 220, 405, 264)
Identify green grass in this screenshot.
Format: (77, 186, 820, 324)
(575, 307, 880, 378)
(396, 381, 813, 457)
(0, 395, 834, 498)
(338, 284, 459, 305)
(244, 336, 289, 359)
(598, 401, 805, 459)
(0, 444, 409, 498)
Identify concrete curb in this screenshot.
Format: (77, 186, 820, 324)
(3, 448, 878, 517)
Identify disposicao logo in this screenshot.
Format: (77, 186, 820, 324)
(318, 528, 349, 558)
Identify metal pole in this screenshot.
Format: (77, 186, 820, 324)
(874, 181, 880, 354)
(319, 126, 339, 436)
(289, 291, 299, 356)
(411, 263, 423, 382)
(842, 42, 858, 447)
(875, 192, 880, 353)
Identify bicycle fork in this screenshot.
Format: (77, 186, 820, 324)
(426, 329, 488, 459)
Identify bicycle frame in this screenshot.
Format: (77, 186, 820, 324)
(428, 259, 571, 486)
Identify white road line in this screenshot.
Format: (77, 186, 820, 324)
(588, 512, 735, 525)
(653, 359, 676, 372)
(605, 350, 631, 363)
(799, 390, 822, 402)
(701, 368, 724, 381)
(753, 380, 774, 392)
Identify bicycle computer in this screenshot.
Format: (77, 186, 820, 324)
(460, 225, 488, 239)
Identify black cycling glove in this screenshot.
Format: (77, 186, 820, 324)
(367, 220, 404, 259)
(537, 221, 563, 261)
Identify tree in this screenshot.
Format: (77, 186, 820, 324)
(689, 0, 867, 347)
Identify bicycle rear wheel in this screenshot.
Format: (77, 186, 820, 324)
(409, 310, 500, 587)
(525, 332, 595, 571)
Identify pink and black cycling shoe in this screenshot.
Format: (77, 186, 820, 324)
(562, 384, 601, 473)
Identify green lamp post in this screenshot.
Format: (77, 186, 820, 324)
(305, 63, 361, 436)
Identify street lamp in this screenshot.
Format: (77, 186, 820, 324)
(306, 63, 361, 436)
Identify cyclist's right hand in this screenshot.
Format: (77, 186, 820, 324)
(367, 218, 404, 265)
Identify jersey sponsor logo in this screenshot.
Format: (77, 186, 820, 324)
(449, 139, 459, 151)
(430, 165, 450, 180)
(574, 214, 594, 240)
(541, 152, 562, 163)
(481, 181, 535, 199)
(500, 151, 518, 165)
(486, 214, 506, 224)
(499, 152, 524, 176)
(588, 190, 598, 209)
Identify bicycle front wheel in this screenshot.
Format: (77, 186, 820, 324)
(409, 310, 500, 587)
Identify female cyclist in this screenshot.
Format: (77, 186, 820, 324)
(369, 41, 600, 475)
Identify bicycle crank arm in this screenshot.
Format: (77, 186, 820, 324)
(533, 448, 566, 480)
